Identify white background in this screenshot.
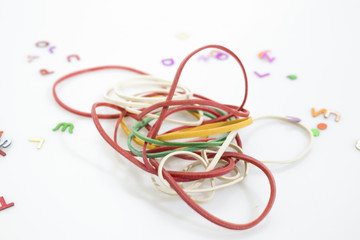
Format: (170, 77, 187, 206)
(1, 0, 360, 239)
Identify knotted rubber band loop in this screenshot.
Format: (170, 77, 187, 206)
(91, 102, 237, 182)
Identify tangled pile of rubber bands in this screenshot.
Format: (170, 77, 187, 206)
(52, 45, 313, 230)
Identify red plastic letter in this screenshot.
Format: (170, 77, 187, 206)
(0, 197, 14, 211)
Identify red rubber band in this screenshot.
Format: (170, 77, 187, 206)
(53, 65, 148, 118)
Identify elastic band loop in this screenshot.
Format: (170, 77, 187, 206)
(248, 115, 313, 164)
(157, 117, 253, 141)
(147, 45, 249, 140)
(161, 152, 276, 230)
(53, 65, 148, 118)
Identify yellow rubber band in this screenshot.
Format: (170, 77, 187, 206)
(156, 117, 253, 141)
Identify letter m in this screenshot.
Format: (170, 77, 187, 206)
(53, 123, 74, 133)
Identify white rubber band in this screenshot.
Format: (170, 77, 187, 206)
(152, 132, 248, 203)
(104, 75, 205, 126)
(246, 115, 314, 164)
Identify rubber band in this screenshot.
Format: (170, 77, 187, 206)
(110, 76, 192, 105)
(53, 65, 149, 119)
(152, 157, 245, 196)
(246, 115, 313, 164)
(130, 119, 227, 150)
(120, 117, 158, 149)
(160, 151, 276, 230)
(152, 133, 249, 202)
(92, 102, 237, 181)
(155, 151, 217, 203)
(50, 44, 315, 230)
(145, 45, 248, 140)
(156, 118, 253, 141)
(104, 76, 207, 126)
(129, 107, 244, 151)
(119, 108, 210, 150)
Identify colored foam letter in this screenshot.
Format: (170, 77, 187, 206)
(215, 52, 229, 60)
(198, 55, 210, 61)
(53, 123, 74, 133)
(40, 69, 54, 75)
(0, 138, 11, 148)
(67, 55, 80, 62)
(287, 75, 297, 80)
(325, 110, 340, 122)
(209, 50, 221, 58)
(311, 108, 327, 117)
(49, 46, 56, 53)
(258, 50, 270, 58)
(28, 55, 39, 63)
(0, 135, 11, 156)
(0, 197, 14, 211)
(254, 71, 270, 78)
(35, 41, 49, 48)
(29, 138, 45, 149)
(260, 52, 275, 63)
(0, 150, 5, 156)
(161, 58, 174, 66)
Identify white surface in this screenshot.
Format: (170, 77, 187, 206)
(1, 0, 360, 239)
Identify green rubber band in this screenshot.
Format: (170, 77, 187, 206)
(127, 135, 206, 158)
(127, 108, 238, 158)
(127, 132, 230, 158)
(128, 123, 229, 158)
(132, 117, 229, 146)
